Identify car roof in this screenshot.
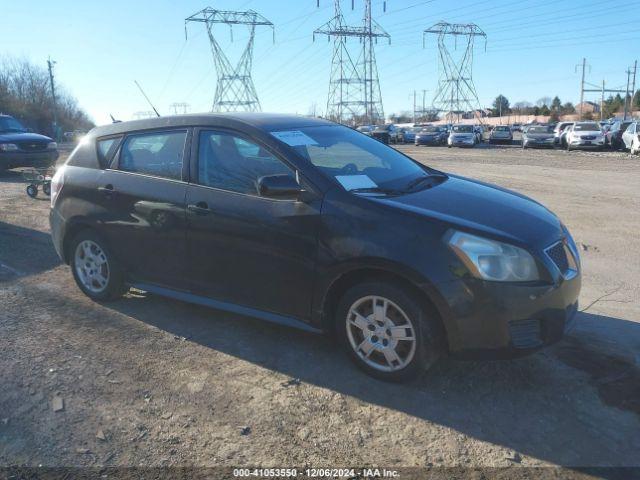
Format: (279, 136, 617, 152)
(89, 112, 335, 138)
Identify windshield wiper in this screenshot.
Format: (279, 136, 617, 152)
(406, 173, 447, 191)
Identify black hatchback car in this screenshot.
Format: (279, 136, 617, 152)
(50, 113, 581, 381)
(0, 114, 59, 173)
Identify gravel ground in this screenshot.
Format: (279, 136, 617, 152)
(0, 141, 639, 473)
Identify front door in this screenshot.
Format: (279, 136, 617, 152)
(185, 129, 321, 321)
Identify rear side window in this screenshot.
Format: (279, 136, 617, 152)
(97, 136, 122, 168)
(198, 131, 292, 195)
(119, 130, 186, 180)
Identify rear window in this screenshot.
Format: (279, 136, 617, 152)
(119, 130, 186, 180)
(452, 125, 473, 133)
(494, 126, 510, 131)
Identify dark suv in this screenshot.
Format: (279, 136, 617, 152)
(0, 114, 58, 173)
(50, 113, 581, 381)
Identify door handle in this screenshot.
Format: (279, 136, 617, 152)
(98, 184, 115, 197)
(187, 202, 211, 215)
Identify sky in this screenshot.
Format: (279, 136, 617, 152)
(3, 0, 639, 125)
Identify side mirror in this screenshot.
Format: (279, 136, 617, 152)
(257, 174, 303, 198)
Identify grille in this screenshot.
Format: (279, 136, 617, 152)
(17, 142, 48, 152)
(546, 241, 569, 273)
(582, 135, 596, 140)
(509, 318, 542, 349)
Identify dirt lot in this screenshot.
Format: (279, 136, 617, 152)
(1, 141, 639, 473)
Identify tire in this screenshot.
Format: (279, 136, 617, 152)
(336, 281, 442, 382)
(70, 230, 127, 301)
(26, 184, 38, 198)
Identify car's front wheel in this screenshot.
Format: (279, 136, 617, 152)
(70, 230, 126, 301)
(336, 282, 441, 382)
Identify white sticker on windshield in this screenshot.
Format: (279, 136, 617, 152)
(335, 175, 377, 191)
(270, 130, 318, 146)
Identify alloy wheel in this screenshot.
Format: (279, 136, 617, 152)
(346, 295, 417, 372)
(74, 240, 110, 293)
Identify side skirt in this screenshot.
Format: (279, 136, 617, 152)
(130, 282, 323, 334)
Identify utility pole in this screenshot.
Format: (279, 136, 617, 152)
(47, 57, 59, 141)
(624, 60, 637, 120)
(421, 89, 426, 120)
(412, 90, 416, 124)
(601, 80, 605, 121)
(631, 60, 637, 116)
(576, 58, 586, 120)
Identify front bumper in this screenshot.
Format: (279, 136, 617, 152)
(449, 138, 475, 147)
(416, 137, 442, 145)
(524, 140, 555, 148)
(569, 139, 605, 149)
(436, 270, 581, 359)
(0, 150, 58, 170)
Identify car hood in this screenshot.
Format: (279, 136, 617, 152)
(0, 131, 53, 143)
(372, 174, 562, 248)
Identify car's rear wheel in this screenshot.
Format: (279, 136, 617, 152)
(336, 282, 441, 382)
(70, 230, 126, 301)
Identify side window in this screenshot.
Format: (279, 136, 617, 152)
(119, 130, 186, 180)
(96, 136, 121, 168)
(198, 131, 293, 195)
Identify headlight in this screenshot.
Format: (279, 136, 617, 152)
(47, 142, 58, 150)
(447, 230, 540, 282)
(0, 143, 19, 152)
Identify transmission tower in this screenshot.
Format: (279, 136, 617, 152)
(169, 102, 190, 115)
(423, 22, 486, 123)
(314, 0, 390, 126)
(185, 8, 274, 112)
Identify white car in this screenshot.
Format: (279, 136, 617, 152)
(447, 124, 476, 148)
(565, 122, 606, 151)
(621, 121, 640, 155)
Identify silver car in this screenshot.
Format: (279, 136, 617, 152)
(565, 122, 606, 151)
(489, 125, 513, 144)
(522, 125, 555, 149)
(447, 124, 476, 148)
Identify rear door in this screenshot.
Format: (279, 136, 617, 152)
(95, 128, 190, 289)
(622, 123, 635, 148)
(184, 129, 321, 321)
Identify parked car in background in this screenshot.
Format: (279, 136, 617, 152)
(50, 112, 581, 382)
(621, 121, 640, 154)
(447, 124, 476, 148)
(553, 122, 574, 146)
(371, 124, 400, 144)
(511, 123, 522, 132)
(356, 125, 373, 136)
(402, 126, 422, 143)
(565, 122, 605, 151)
(606, 120, 633, 150)
(415, 126, 448, 146)
(488, 125, 513, 144)
(0, 114, 58, 174)
(522, 125, 555, 149)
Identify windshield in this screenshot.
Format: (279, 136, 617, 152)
(279, 125, 433, 192)
(494, 126, 510, 131)
(0, 116, 27, 133)
(528, 126, 553, 133)
(373, 125, 390, 132)
(410, 127, 423, 132)
(452, 125, 473, 133)
(574, 123, 600, 132)
(421, 127, 439, 133)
